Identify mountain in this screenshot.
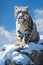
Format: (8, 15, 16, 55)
(0, 27, 16, 51)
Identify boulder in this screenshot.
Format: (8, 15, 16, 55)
(0, 40, 43, 65)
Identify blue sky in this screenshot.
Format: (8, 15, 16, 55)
(0, 0, 43, 31)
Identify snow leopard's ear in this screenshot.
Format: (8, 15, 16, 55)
(23, 6, 29, 12)
(14, 6, 18, 11)
(25, 6, 29, 11)
(25, 6, 28, 9)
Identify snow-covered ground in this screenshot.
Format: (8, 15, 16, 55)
(0, 44, 35, 65)
(0, 27, 16, 51)
(0, 35, 43, 65)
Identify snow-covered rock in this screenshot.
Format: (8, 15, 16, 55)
(12, 51, 34, 65)
(0, 37, 43, 65)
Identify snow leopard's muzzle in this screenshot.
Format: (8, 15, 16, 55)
(16, 12, 29, 23)
(17, 13, 25, 23)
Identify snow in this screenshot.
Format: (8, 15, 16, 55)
(40, 35, 43, 39)
(0, 45, 20, 65)
(12, 52, 29, 65)
(0, 35, 43, 65)
(21, 42, 43, 54)
(12, 52, 34, 65)
(0, 44, 34, 65)
(0, 45, 20, 60)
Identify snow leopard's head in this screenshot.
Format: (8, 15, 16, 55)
(14, 6, 29, 23)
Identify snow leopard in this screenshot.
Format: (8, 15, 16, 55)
(14, 6, 39, 45)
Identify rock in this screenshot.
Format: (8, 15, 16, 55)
(24, 50, 43, 65)
(5, 59, 15, 65)
(5, 51, 34, 65)
(0, 39, 43, 65)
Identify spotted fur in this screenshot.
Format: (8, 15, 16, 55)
(14, 6, 39, 44)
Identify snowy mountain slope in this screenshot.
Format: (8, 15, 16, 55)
(0, 27, 16, 51)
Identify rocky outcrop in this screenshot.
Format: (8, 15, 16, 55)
(0, 40, 43, 65)
(5, 52, 43, 65)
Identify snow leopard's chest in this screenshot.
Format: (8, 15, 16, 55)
(16, 21, 28, 34)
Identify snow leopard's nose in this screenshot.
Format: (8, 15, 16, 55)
(19, 13, 23, 16)
(18, 13, 23, 19)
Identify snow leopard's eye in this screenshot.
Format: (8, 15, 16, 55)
(24, 14, 28, 19)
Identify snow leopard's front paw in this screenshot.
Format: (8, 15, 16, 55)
(15, 41, 25, 48)
(22, 35, 28, 44)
